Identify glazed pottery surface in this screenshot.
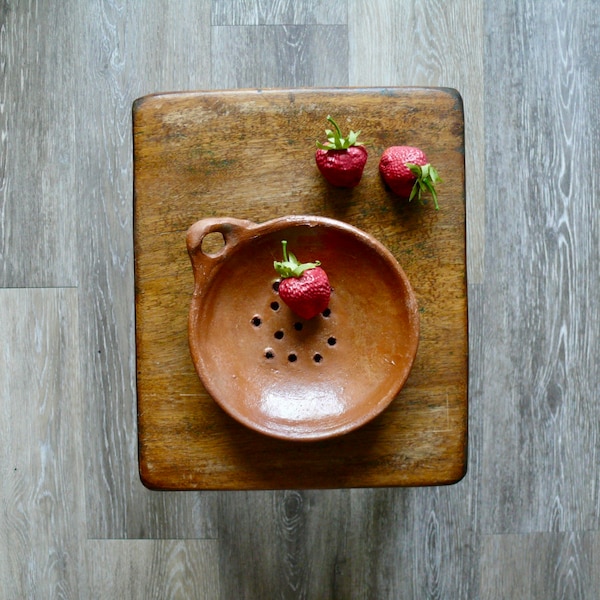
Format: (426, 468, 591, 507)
(187, 215, 420, 441)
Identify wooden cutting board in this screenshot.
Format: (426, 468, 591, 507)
(133, 87, 468, 490)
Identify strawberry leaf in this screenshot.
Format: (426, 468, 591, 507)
(405, 162, 442, 210)
(316, 115, 363, 150)
(274, 240, 321, 279)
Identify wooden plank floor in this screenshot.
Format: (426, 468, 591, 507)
(2, 0, 599, 597)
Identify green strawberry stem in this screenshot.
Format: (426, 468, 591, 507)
(407, 162, 442, 210)
(274, 240, 321, 279)
(316, 115, 362, 150)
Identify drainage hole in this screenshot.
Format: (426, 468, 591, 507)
(272, 280, 280, 293)
(270, 301, 280, 311)
(327, 336, 337, 346)
(274, 330, 284, 340)
(251, 316, 262, 327)
(265, 349, 275, 359)
(293, 322, 303, 331)
(287, 353, 297, 363)
(322, 308, 331, 317)
(313, 353, 323, 363)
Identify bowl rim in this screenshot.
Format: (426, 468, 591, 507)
(187, 214, 420, 441)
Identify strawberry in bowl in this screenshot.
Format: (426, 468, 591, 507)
(273, 240, 331, 320)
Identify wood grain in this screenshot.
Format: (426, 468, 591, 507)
(133, 87, 467, 490)
(480, 532, 600, 599)
(76, 0, 219, 539)
(0, 289, 86, 598)
(5, 0, 600, 597)
(481, 0, 600, 534)
(211, 25, 349, 88)
(349, 0, 485, 285)
(85, 540, 221, 599)
(217, 489, 351, 599)
(211, 0, 348, 25)
(0, 2, 81, 286)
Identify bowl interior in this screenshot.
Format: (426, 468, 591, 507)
(189, 222, 419, 441)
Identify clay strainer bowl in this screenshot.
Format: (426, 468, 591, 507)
(186, 215, 420, 441)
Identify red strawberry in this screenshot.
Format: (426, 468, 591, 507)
(315, 116, 368, 188)
(379, 146, 441, 209)
(273, 240, 331, 320)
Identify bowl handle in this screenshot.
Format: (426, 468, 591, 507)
(186, 217, 256, 284)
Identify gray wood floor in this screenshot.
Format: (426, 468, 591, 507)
(2, 0, 599, 598)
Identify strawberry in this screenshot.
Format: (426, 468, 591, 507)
(273, 240, 331, 320)
(315, 115, 368, 188)
(379, 146, 441, 209)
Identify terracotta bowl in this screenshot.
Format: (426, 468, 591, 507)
(186, 216, 420, 441)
